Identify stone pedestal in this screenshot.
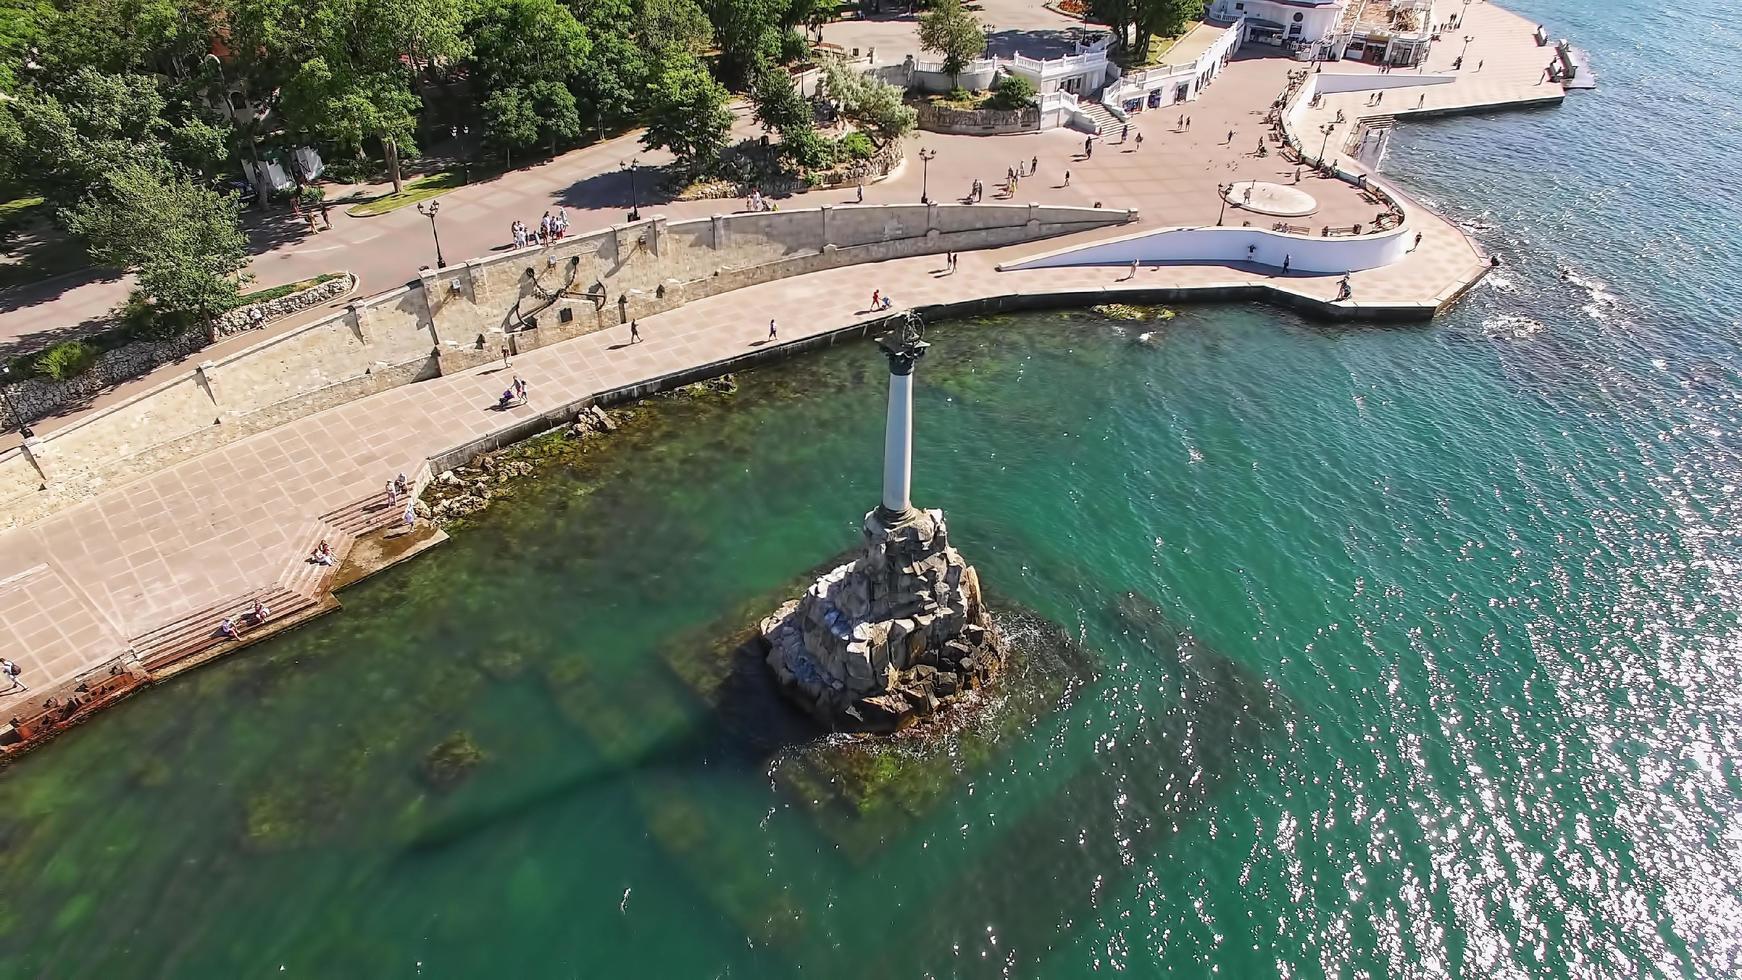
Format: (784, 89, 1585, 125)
(762, 506, 1005, 731)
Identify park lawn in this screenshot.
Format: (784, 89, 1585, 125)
(346, 171, 466, 217)
(0, 196, 46, 230)
(1114, 22, 1202, 69)
(230, 272, 347, 309)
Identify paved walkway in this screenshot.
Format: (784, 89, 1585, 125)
(0, 8, 1570, 715)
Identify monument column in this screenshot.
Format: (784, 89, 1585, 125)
(877, 315, 928, 520)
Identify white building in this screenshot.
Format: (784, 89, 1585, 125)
(1207, 0, 1345, 47)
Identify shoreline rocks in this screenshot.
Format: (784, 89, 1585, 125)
(761, 506, 1007, 733)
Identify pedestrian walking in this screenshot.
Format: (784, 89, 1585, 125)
(1084, 136, 1093, 158)
(501, 342, 511, 367)
(1375, 91, 1383, 105)
(1123, 259, 1139, 281)
(769, 318, 778, 340)
(1418, 94, 1426, 108)
(1477, 59, 1484, 72)
(386, 479, 400, 509)
(1030, 155, 1037, 175)
(950, 252, 958, 273)
(1177, 113, 1184, 129)
(1185, 116, 1191, 131)
(1135, 132, 1144, 150)
(1064, 169, 1071, 186)
(1, 658, 25, 693)
(1226, 129, 1235, 144)
(856, 183, 865, 203)
(1120, 124, 1129, 143)
(629, 319, 641, 343)
(1282, 254, 1292, 274)
(513, 376, 527, 402)
(320, 202, 332, 229)
(1411, 231, 1423, 251)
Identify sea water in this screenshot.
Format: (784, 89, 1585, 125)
(2, 0, 1740, 975)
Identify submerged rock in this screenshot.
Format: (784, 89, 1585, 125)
(1093, 303, 1177, 323)
(420, 731, 486, 790)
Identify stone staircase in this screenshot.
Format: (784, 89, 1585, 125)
(1078, 101, 1119, 136)
(128, 584, 325, 673)
(125, 464, 434, 676)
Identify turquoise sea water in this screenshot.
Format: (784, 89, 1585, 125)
(5, 1, 1742, 975)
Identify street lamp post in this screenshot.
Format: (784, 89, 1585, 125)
(0, 364, 33, 440)
(1216, 183, 1229, 226)
(1319, 122, 1337, 165)
(623, 159, 641, 222)
(417, 200, 447, 269)
(1460, 35, 1474, 61)
(918, 147, 938, 205)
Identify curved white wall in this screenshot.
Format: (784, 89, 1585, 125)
(1003, 224, 1411, 275)
(1312, 71, 1456, 94)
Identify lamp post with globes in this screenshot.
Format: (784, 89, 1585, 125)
(623, 158, 642, 222)
(1319, 122, 1337, 165)
(416, 200, 447, 269)
(0, 363, 33, 439)
(918, 147, 937, 205)
(1216, 183, 1229, 226)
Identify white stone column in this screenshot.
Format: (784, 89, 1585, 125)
(882, 368, 913, 514)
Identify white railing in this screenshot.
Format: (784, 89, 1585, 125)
(1100, 16, 1246, 108)
(913, 33, 1114, 84)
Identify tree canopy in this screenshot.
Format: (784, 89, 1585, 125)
(641, 52, 734, 170)
(65, 163, 249, 323)
(917, 0, 986, 86)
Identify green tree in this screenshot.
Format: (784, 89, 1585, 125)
(750, 60, 809, 136)
(65, 163, 247, 333)
(751, 59, 830, 170)
(917, 0, 986, 89)
(0, 0, 50, 93)
(639, 0, 711, 54)
(821, 57, 914, 143)
(0, 69, 174, 206)
(469, 0, 591, 92)
(281, 58, 421, 191)
(571, 0, 646, 132)
(528, 78, 582, 153)
(481, 86, 540, 168)
(986, 73, 1036, 110)
(640, 51, 732, 170)
(706, 0, 782, 88)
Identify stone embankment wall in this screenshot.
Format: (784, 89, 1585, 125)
(213, 274, 355, 336)
(0, 274, 357, 432)
(916, 103, 1040, 135)
(0, 203, 1132, 522)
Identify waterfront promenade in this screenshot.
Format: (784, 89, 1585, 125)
(0, 4, 1573, 729)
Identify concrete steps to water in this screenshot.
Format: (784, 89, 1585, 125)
(130, 585, 320, 673)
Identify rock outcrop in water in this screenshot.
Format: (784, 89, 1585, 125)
(762, 506, 1006, 732)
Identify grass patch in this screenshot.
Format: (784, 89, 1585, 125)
(0, 196, 46, 230)
(923, 89, 993, 110)
(1114, 22, 1201, 69)
(231, 272, 346, 309)
(346, 171, 466, 217)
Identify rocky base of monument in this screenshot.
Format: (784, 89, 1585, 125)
(762, 506, 1008, 732)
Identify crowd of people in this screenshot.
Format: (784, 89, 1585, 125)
(513, 209, 572, 248)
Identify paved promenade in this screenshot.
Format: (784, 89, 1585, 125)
(0, 6, 1572, 719)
